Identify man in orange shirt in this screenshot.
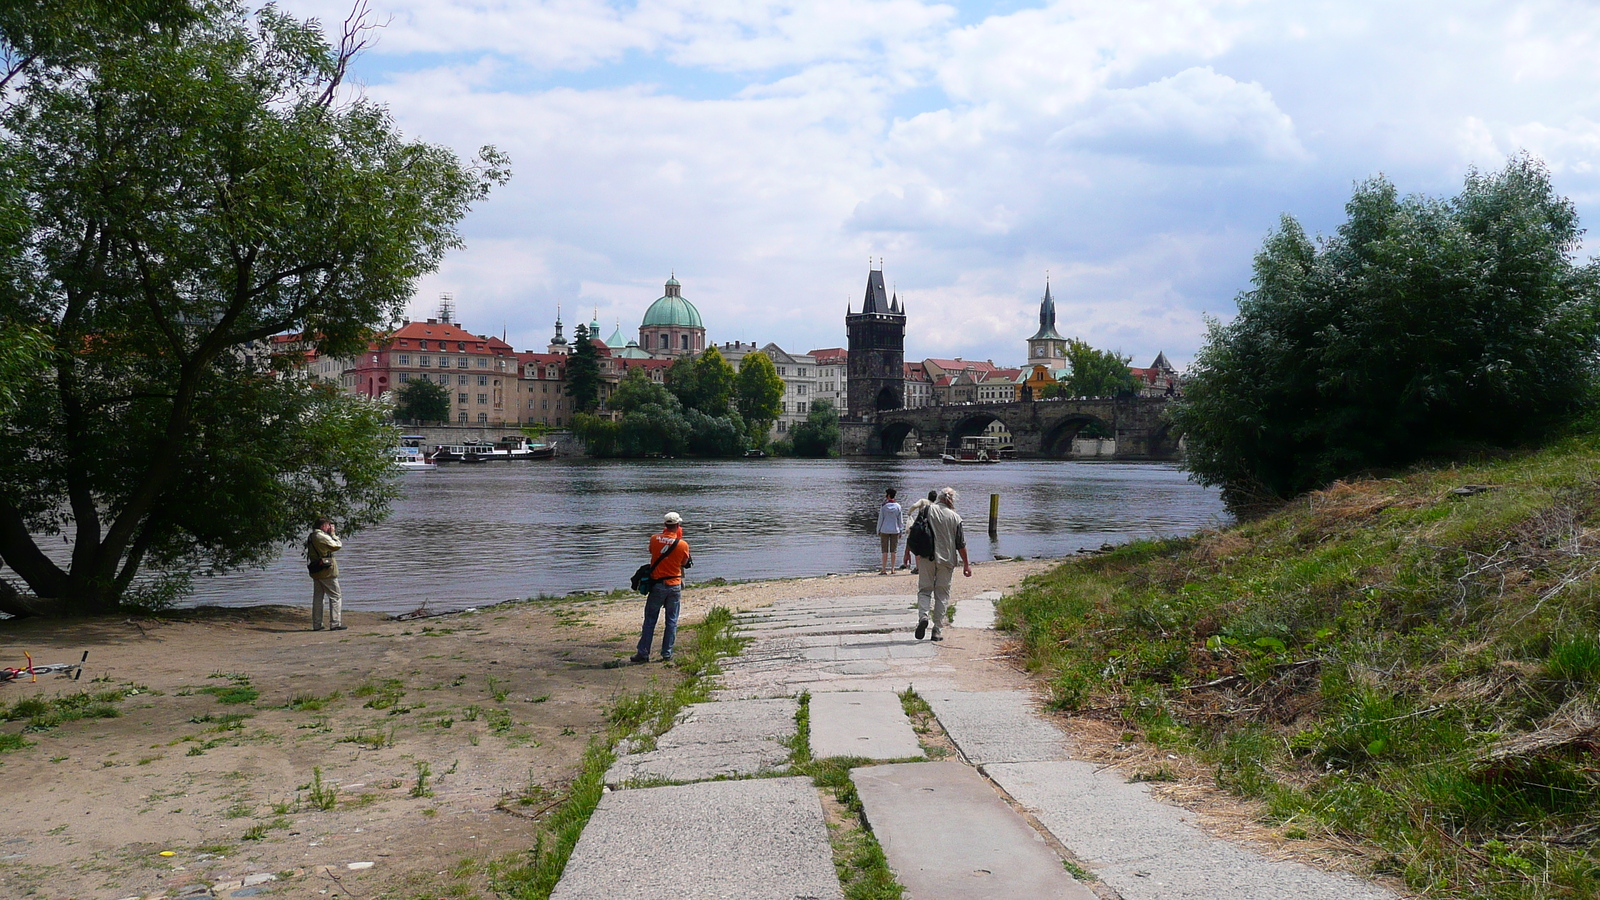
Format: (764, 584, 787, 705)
(631, 511, 692, 663)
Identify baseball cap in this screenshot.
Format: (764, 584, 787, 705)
(663, 511, 683, 525)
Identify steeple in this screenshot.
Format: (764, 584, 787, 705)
(1029, 279, 1065, 342)
(861, 265, 889, 315)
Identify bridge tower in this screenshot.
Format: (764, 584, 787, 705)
(847, 263, 906, 415)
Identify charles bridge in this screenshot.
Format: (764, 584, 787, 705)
(840, 396, 1180, 459)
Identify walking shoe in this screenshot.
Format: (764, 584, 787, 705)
(330, 625, 347, 631)
(660, 653, 673, 662)
(629, 654, 649, 664)
(312, 625, 324, 632)
(931, 629, 944, 641)
(914, 619, 927, 640)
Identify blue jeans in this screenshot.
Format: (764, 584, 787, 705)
(637, 582, 681, 659)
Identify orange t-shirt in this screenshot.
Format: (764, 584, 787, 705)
(648, 530, 692, 586)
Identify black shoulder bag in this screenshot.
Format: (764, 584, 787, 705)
(631, 538, 680, 595)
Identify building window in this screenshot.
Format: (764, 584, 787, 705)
(457, 357, 469, 369)
(420, 340, 429, 350)
(457, 341, 466, 351)
(398, 354, 410, 365)
(437, 373, 449, 385)
(478, 375, 488, 386)
(477, 393, 488, 405)
(458, 393, 468, 404)
(797, 385, 807, 395)
(399, 340, 409, 348)
(477, 358, 488, 368)
(681, 334, 689, 350)
(777, 420, 787, 432)
(799, 368, 806, 376)
(777, 367, 786, 376)
(542, 383, 548, 393)
(419, 356, 430, 367)
(660, 333, 668, 348)
(798, 402, 807, 413)
(458, 412, 467, 423)
(478, 413, 487, 424)
(398, 372, 409, 382)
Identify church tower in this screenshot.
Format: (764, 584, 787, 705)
(847, 262, 906, 416)
(1027, 280, 1068, 366)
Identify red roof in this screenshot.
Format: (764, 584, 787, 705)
(808, 347, 847, 363)
(981, 368, 1022, 382)
(383, 320, 515, 355)
(925, 358, 998, 374)
(1129, 366, 1171, 385)
(904, 362, 931, 382)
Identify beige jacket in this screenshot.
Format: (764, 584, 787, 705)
(918, 502, 966, 568)
(307, 529, 342, 579)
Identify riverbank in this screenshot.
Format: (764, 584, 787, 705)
(0, 560, 1053, 900)
(1001, 434, 1600, 899)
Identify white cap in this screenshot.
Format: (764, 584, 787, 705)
(663, 511, 683, 525)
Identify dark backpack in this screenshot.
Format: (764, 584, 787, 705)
(906, 509, 936, 559)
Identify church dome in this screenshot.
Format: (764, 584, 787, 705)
(640, 275, 703, 329)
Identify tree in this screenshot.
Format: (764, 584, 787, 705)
(1173, 156, 1600, 511)
(664, 355, 701, 410)
(610, 366, 675, 413)
(790, 400, 841, 458)
(564, 323, 602, 414)
(736, 351, 784, 441)
(0, 2, 508, 616)
(1060, 340, 1139, 398)
(693, 346, 737, 415)
(394, 377, 450, 423)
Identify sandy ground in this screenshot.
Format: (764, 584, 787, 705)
(0, 559, 1054, 900)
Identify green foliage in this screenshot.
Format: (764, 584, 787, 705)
(0, 0, 506, 615)
(666, 346, 737, 415)
(581, 366, 745, 457)
(563, 324, 602, 413)
(394, 377, 451, 423)
(1174, 157, 1600, 510)
(1060, 339, 1139, 399)
(736, 351, 784, 440)
(999, 435, 1600, 898)
(789, 399, 841, 458)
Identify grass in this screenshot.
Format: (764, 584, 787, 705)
(490, 606, 746, 900)
(1, 685, 138, 734)
(999, 433, 1600, 899)
(199, 674, 258, 705)
(306, 767, 338, 811)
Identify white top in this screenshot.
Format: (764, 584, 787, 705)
(876, 501, 905, 535)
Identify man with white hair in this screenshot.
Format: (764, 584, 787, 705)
(912, 486, 971, 641)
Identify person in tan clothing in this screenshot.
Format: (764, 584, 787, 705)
(305, 517, 345, 631)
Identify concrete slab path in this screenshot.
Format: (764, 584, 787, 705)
(852, 761, 1095, 900)
(987, 760, 1397, 900)
(550, 776, 842, 900)
(809, 691, 924, 761)
(923, 690, 1073, 764)
(603, 698, 796, 787)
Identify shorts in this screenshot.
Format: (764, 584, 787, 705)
(879, 533, 900, 554)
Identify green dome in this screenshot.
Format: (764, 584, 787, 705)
(640, 276, 703, 328)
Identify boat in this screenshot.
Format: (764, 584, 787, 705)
(430, 440, 498, 461)
(392, 437, 436, 470)
(941, 434, 1003, 464)
(459, 453, 491, 464)
(494, 436, 557, 460)
(743, 449, 767, 459)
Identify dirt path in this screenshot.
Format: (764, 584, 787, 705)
(0, 560, 1054, 900)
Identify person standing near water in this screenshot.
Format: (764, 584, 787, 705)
(901, 490, 937, 572)
(876, 488, 905, 575)
(631, 511, 692, 663)
(305, 517, 345, 631)
(911, 487, 971, 641)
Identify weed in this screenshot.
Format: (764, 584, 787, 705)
(486, 676, 509, 702)
(307, 767, 338, 811)
(200, 674, 258, 705)
(411, 761, 434, 798)
(359, 679, 406, 710)
(0, 732, 31, 753)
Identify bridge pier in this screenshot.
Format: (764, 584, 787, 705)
(840, 397, 1179, 460)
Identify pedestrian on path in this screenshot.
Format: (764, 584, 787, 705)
(911, 487, 971, 641)
(305, 517, 345, 631)
(901, 490, 937, 572)
(876, 488, 905, 575)
(631, 511, 692, 663)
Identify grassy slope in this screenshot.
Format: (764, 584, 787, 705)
(1001, 436, 1600, 899)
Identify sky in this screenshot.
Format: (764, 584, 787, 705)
(279, 0, 1600, 369)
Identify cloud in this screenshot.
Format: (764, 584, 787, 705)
(270, 0, 1600, 371)
(1052, 67, 1307, 165)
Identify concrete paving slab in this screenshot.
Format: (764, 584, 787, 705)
(985, 761, 1397, 900)
(604, 698, 797, 787)
(924, 691, 1071, 763)
(953, 590, 1000, 629)
(809, 692, 924, 760)
(852, 761, 1094, 900)
(550, 776, 842, 900)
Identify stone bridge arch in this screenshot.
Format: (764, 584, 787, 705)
(1040, 413, 1115, 457)
(874, 420, 922, 456)
(946, 412, 1015, 450)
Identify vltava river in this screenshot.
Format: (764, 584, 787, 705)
(189, 458, 1226, 614)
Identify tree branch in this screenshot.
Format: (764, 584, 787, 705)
(316, 1, 383, 109)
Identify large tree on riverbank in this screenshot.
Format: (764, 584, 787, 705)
(0, 2, 508, 616)
(1174, 156, 1600, 511)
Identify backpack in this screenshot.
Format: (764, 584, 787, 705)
(906, 508, 936, 559)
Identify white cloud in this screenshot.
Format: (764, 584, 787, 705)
(274, 0, 1600, 369)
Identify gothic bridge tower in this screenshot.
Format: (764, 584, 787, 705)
(847, 263, 906, 416)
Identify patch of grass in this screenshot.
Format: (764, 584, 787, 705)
(3, 688, 134, 732)
(288, 691, 339, 711)
(486, 676, 509, 702)
(338, 727, 394, 750)
(411, 761, 434, 798)
(0, 732, 32, 753)
(199, 674, 258, 705)
(999, 434, 1600, 899)
(490, 607, 744, 900)
(306, 767, 338, 811)
(358, 678, 406, 710)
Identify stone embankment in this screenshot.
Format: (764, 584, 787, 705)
(550, 591, 1401, 899)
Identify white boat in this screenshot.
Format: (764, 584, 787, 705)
(392, 439, 437, 470)
(941, 434, 1002, 464)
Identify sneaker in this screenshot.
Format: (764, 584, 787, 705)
(330, 625, 347, 631)
(629, 654, 649, 664)
(931, 630, 944, 642)
(914, 619, 927, 640)
(660, 653, 673, 662)
(312, 625, 324, 632)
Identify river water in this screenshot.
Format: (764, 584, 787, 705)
(184, 458, 1226, 614)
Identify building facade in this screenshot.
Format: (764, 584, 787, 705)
(845, 265, 906, 416)
(808, 347, 848, 417)
(345, 319, 520, 426)
(717, 341, 818, 436)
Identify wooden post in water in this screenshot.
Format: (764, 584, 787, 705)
(989, 493, 999, 537)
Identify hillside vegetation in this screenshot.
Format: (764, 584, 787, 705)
(1002, 436, 1600, 899)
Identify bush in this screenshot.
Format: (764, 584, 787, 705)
(1174, 156, 1600, 511)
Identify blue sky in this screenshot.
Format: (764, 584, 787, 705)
(281, 0, 1600, 368)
